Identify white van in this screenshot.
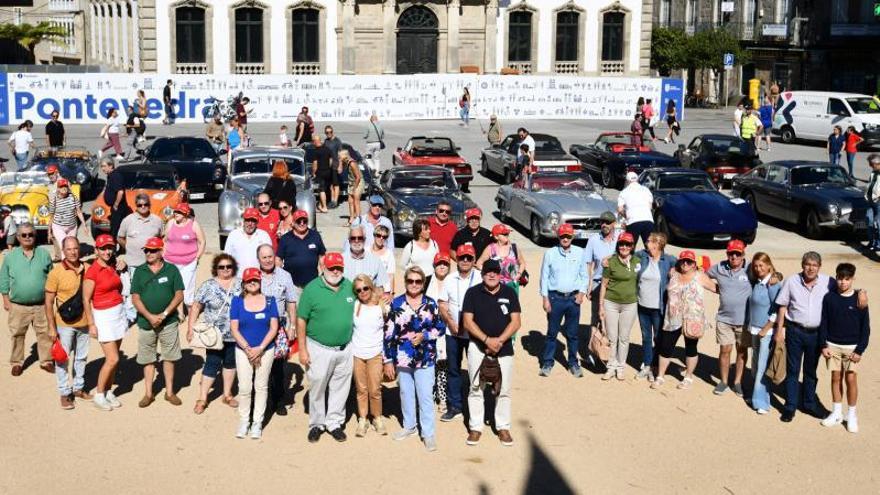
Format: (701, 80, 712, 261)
(772, 91, 880, 146)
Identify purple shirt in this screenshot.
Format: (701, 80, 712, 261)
(775, 272, 835, 328)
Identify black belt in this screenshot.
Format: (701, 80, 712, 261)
(12, 301, 43, 307)
(549, 290, 579, 298)
(788, 322, 818, 333)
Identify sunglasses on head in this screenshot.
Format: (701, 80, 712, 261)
(405, 278, 424, 285)
(355, 286, 371, 294)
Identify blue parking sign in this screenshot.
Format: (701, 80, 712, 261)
(723, 53, 735, 69)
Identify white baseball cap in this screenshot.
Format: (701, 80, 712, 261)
(626, 171, 639, 182)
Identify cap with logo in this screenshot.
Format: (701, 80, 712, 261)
(482, 259, 502, 273)
(95, 234, 116, 248)
(46, 164, 59, 175)
(433, 253, 451, 266)
(242, 267, 262, 282)
(726, 239, 745, 254)
(678, 250, 697, 262)
(242, 207, 260, 221)
(143, 237, 164, 250)
(618, 232, 635, 244)
(558, 223, 574, 236)
(465, 207, 482, 219)
(626, 171, 639, 182)
(324, 252, 345, 269)
(174, 203, 191, 216)
(456, 244, 476, 258)
(292, 209, 309, 221)
(491, 223, 511, 236)
(56, 178, 69, 188)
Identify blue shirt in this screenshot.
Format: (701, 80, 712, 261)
(635, 249, 677, 315)
(230, 295, 278, 349)
(584, 231, 618, 282)
(540, 245, 587, 296)
(277, 229, 326, 287)
(828, 134, 845, 153)
(759, 104, 773, 128)
(747, 276, 781, 329)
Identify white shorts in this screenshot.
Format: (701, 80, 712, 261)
(173, 258, 198, 306)
(93, 303, 128, 343)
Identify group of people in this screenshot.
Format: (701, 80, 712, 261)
(631, 97, 680, 145)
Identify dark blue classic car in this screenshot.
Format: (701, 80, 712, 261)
(25, 146, 99, 197)
(640, 168, 758, 245)
(136, 137, 226, 201)
(376, 166, 477, 247)
(569, 132, 678, 189)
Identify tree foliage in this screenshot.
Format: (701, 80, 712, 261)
(0, 22, 67, 57)
(650, 26, 751, 75)
(650, 27, 689, 76)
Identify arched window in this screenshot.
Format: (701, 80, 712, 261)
(175, 7, 205, 63)
(555, 11, 578, 62)
(601, 12, 624, 62)
(235, 7, 263, 63)
(508, 11, 532, 62)
(291, 8, 319, 63)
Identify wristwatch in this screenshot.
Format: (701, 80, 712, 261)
(161, 311, 168, 319)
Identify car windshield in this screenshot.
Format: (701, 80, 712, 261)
(845, 97, 880, 114)
(533, 137, 565, 154)
(529, 174, 596, 192)
(656, 174, 715, 190)
(0, 171, 50, 187)
(409, 138, 455, 155)
(390, 170, 456, 190)
(120, 170, 176, 190)
(233, 157, 305, 176)
(150, 139, 216, 161)
(791, 166, 851, 186)
(707, 138, 750, 155)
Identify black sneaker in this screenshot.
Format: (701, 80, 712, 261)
(440, 408, 462, 422)
(307, 427, 324, 443)
(275, 403, 287, 416)
(329, 427, 347, 442)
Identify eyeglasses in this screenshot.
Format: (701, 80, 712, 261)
(405, 278, 424, 285)
(280, 205, 291, 210)
(327, 266, 343, 273)
(18, 232, 34, 238)
(355, 286, 371, 294)
(727, 252, 743, 257)
(143, 248, 160, 254)
(438, 208, 451, 214)
(295, 219, 308, 224)
(458, 255, 474, 261)
(136, 203, 150, 208)
(374, 234, 388, 240)
(559, 235, 573, 240)
(325, 131, 333, 135)
(258, 201, 271, 207)
(217, 264, 234, 270)
(97, 245, 115, 251)
(349, 236, 365, 242)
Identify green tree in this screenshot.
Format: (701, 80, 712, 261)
(650, 27, 689, 77)
(685, 27, 749, 74)
(0, 22, 68, 60)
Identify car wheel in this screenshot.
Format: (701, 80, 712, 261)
(743, 191, 759, 216)
(601, 167, 616, 189)
(742, 230, 756, 244)
(780, 126, 796, 144)
(800, 208, 823, 239)
(656, 213, 674, 243)
(504, 168, 515, 185)
(219, 235, 228, 251)
(530, 216, 545, 246)
(461, 181, 470, 193)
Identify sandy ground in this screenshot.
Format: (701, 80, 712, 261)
(0, 247, 877, 495)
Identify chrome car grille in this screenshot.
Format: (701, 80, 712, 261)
(566, 217, 604, 232)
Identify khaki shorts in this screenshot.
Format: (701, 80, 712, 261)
(136, 321, 182, 365)
(825, 344, 860, 372)
(716, 320, 748, 347)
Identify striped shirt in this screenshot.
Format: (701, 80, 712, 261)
(50, 194, 80, 227)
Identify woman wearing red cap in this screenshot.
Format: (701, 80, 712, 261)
(83, 234, 128, 411)
(476, 223, 527, 294)
(164, 203, 205, 315)
(652, 250, 715, 390)
(598, 232, 640, 380)
(47, 178, 84, 262)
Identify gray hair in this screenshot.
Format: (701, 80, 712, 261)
(349, 225, 365, 237)
(135, 192, 150, 205)
(801, 251, 822, 266)
(100, 156, 115, 168)
(868, 154, 880, 166)
(17, 222, 35, 232)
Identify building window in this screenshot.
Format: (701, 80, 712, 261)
(555, 11, 578, 62)
(686, 0, 698, 33)
(175, 7, 205, 63)
(658, 0, 671, 27)
(291, 8, 319, 63)
(235, 7, 263, 63)
(508, 11, 531, 62)
(601, 12, 624, 61)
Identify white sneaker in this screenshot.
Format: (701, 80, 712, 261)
(601, 369, 615, 381)
(846, 416, 859, 433)
(93, 395, 113, 411)
(636, 366, 651, 380)
(250, 426, 263, 440)
(236, 421, 250, 439)
(821, 413, 843, 428)
(106, 391, 122, 408)
(756, 408, 769, 415)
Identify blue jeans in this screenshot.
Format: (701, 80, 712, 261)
(542, 292, 581, 368)
(164, 102, 175, 123)
(54, 326, 90, 395)
(784, 326, 820, 414)
(459, 104, 470, 124)
(846, 152, 856, 176)
(750, 333, 773, 411)
(13, 151, 27, 171)
(203, 341, 236, 378)
(445, 335, 468, 412)
(866, 203, 880, 243)
(637, 305, 662, 367)
(829, 152, 840, 166)
(398, 366, 436, 439)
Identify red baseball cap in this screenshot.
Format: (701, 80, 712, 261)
(242, 207, 260, 221)
(174, 203, 191, 216)
(456, 244, 476, 258)
(678, 250, 697, 262)
(143, 237, 164, 250)
(46, 164, 58, 175)
(292, 209, 309, 222)
(491, 223, 511, 236)
(95, 234, 115, 248)
(56, 178, 69, 188)
(726, 239, 746, 254)
(433, 252, 451, 266)
(557, 223, 574, 236)
(324, 252, 344, 269)
(465, 208, 482, 219)
(242, 267, 262, 283)
(618, 232, 635, 244)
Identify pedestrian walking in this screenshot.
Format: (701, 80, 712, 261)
(747, 252, 782, 415)
(45, 110, 65, 148)
(733, 101, 745, 137)
(339, 149, 363, 224)
(630, 113, 644, 147)
(459, 87, 471, 127)
(236, 97, 251, 133)
(8, 120, 34, 170)
(707, 239, 750, 397)
(311, 135, 334, 213)
(364, 113, 385, 175)
(162, 79, 175, 124)
(828, 126, 846, 166)
(295, 106, 314, 146)
(844, 126, 864, 177)
(351, 274, 388, 437)
(634, 232, 677, 380)
(598, 231, 639, 380)
(123, 105, 145, 161)
(101, 158, 130, 239)
(758, 97, 774, 151)
(618, 172, 654, 248)
(663, 99, 678, 144)
(163, 203, 205, 315)
(643, 98, 657, 142)
(98, 108, 123, 159)
(865, 155, 880, 251)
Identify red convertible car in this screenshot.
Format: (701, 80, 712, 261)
(392, 136, 474, 191)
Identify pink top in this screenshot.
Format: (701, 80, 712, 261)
(164, 220, 199, 265)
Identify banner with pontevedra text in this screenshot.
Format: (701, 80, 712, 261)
(0, 73, 684, 125)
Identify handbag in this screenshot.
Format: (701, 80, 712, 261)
(51, 338, 68, 364)
(371, 121, 386, 150)
(190, 286, 233, 351)
(588, 322, 611, 363)
(474, 354, 502, 396)
(682, 317, 705, 339)
(58, 269, 85, 324)
(766, 339, 787, 385)
(274, 327, 290, 359)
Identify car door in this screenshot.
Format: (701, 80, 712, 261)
(827, 97, 855, 132)
(486, 136, 512, 174)
(508, 179, 530, 227)
(762, 165, 792, 221)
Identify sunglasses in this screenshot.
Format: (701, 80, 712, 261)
(679, 259, 695, 265)
(18, 232, 34, 238)
(349, 236, 365, 242)
(458, 255, 474, 261)
(327, 266, 343, 272)
(727, 252, 743, 257)
(374, 234, 388, 240)
(258, 202, 271, 206)
(438, 209, 451, 214)
(355, 286, 371, 294)
(295, 218, 308, 224)
(280, 205, 291, 210)
(217, 264, 234, 270)
(245, 279, 260, 284)
(136, 203, 150, 208)
(143, 248, 160, 254)
(559, 235, 573, 240)
(97, 245, 115, 251)
(405, 278, 424, 285)
(601, 221, 614, 225)
(618, 243, 633, 248)
(370, 203, 382, 208)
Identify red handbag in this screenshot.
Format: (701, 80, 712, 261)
(288, 337, 299, 358)
(51, 338, 68, 363)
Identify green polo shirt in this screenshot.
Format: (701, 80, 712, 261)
(0, 247, 53, 304)
(602, 255, 639, 304)
(297, 277, 355, 347)
(131, 261, 184, 330)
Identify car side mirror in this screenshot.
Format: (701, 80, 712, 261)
(396, 147, 403, 152)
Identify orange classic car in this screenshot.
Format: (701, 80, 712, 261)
(91, 163, 185, 238)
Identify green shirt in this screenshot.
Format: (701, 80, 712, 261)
(0, 247, 52, 304)
(297, 277, 355, 347)
(131, 261, 184, 330)
(602, 255, 639, 304)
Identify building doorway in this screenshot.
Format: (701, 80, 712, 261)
(396, 6, 438, 74)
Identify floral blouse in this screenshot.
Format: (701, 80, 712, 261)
(194, 278, 242, 341)
(663, 273, 708, 334)
(488, 243, 520, 284)
(384, 294, 446, 369)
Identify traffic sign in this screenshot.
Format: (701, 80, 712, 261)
(723, 53, 735, 69)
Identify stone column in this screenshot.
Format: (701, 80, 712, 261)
(130, 0, 140, 72)
(90, 2, 97, 61)
(341, 0, 356, 74)
(446, 0, 459, 72)
(382, 0, 395, 73)
(120, 0, 129, 70)
(483, 0, 497, 73)
(110, 1, 119, 66)
(100, 2, 109, 62)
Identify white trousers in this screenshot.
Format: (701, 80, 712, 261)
(467, 341, 514, 432)
(306, 338, 353, 430)
(235, 347, 274, 425)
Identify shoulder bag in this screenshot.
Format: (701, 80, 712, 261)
(682, 317, 705, 339)
(588, 321, 611, 363)
(473, 354, 502, 396)
(58, 269, 85, 324)
(766, 339, 786, 385)
(190, 285, 233, 350)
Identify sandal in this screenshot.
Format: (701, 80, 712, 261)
(677, 377, 694, 390)
(222, 395, 239, 408)
(193, 400, 207, 415)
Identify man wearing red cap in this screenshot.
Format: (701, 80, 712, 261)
(255, 192, 281, 251)
(130, 237, 185, 408)
(118, 192, 164, 321)
(450, 208, 492, 262)
(297, 252, 356, 443)
(428, 200, 458, 255)
(224, 207, 272, 271)
(706, 239, 751, 397)
(277, 209, 327, 293)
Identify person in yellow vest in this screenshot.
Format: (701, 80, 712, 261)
(739, 107, 763, 157)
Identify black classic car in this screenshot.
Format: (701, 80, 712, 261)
(136, 137, 226, 200)
(731, 160, 869, 239)
(674, 134, 761, 188)
(375, 166, 477, 246)
(25, 146, 99, 197)
(480, 133, 580, 184)
(569, 132, 679, 189)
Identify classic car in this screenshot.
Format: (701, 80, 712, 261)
(392, 136, 473, 191)
(90, 163, 184, 239)
(480, 133, 580, 184)
(674, 134, 760, 187)
(218, 147, 316, 249)
(495, 171, 616, 245)
(135, 136, 226, 200)
(24, 146, 99, 197)
(0, 171, 81, 240)
(569, 132, 679, 189)
(375, 166, 477, 246)
(731, 160, 869, 239)
(639, 168, 757, 245)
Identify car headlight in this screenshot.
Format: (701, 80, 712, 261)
(37, 205, 49, 217)
(76, 172, 87, 184)
(829, 204, 840, 217)
(841, 205, 853, 216)
(397, 207, 417, 223)
(547, 211, 561, 227)
(162, 206, 173, 217)
(93, 206, 105, 218)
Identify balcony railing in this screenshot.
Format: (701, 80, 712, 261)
(49, 17, 76, 55)
(554, 61, 579, 75)
(507, 62, 532, 74)
(48, 0, 79, 11)
(234, 63, 266, 75)
(600, 61, 625, 76)
(176, 62, 208, 74)
(290, 62, 321, 75)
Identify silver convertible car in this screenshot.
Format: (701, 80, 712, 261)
(217, 147, 316, 249)
(495, 171, 616, 245)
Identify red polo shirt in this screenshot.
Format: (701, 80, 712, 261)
(258, 209, 281, 251)
(429, 216, 457, 255)
(84, 261, 124, 310)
